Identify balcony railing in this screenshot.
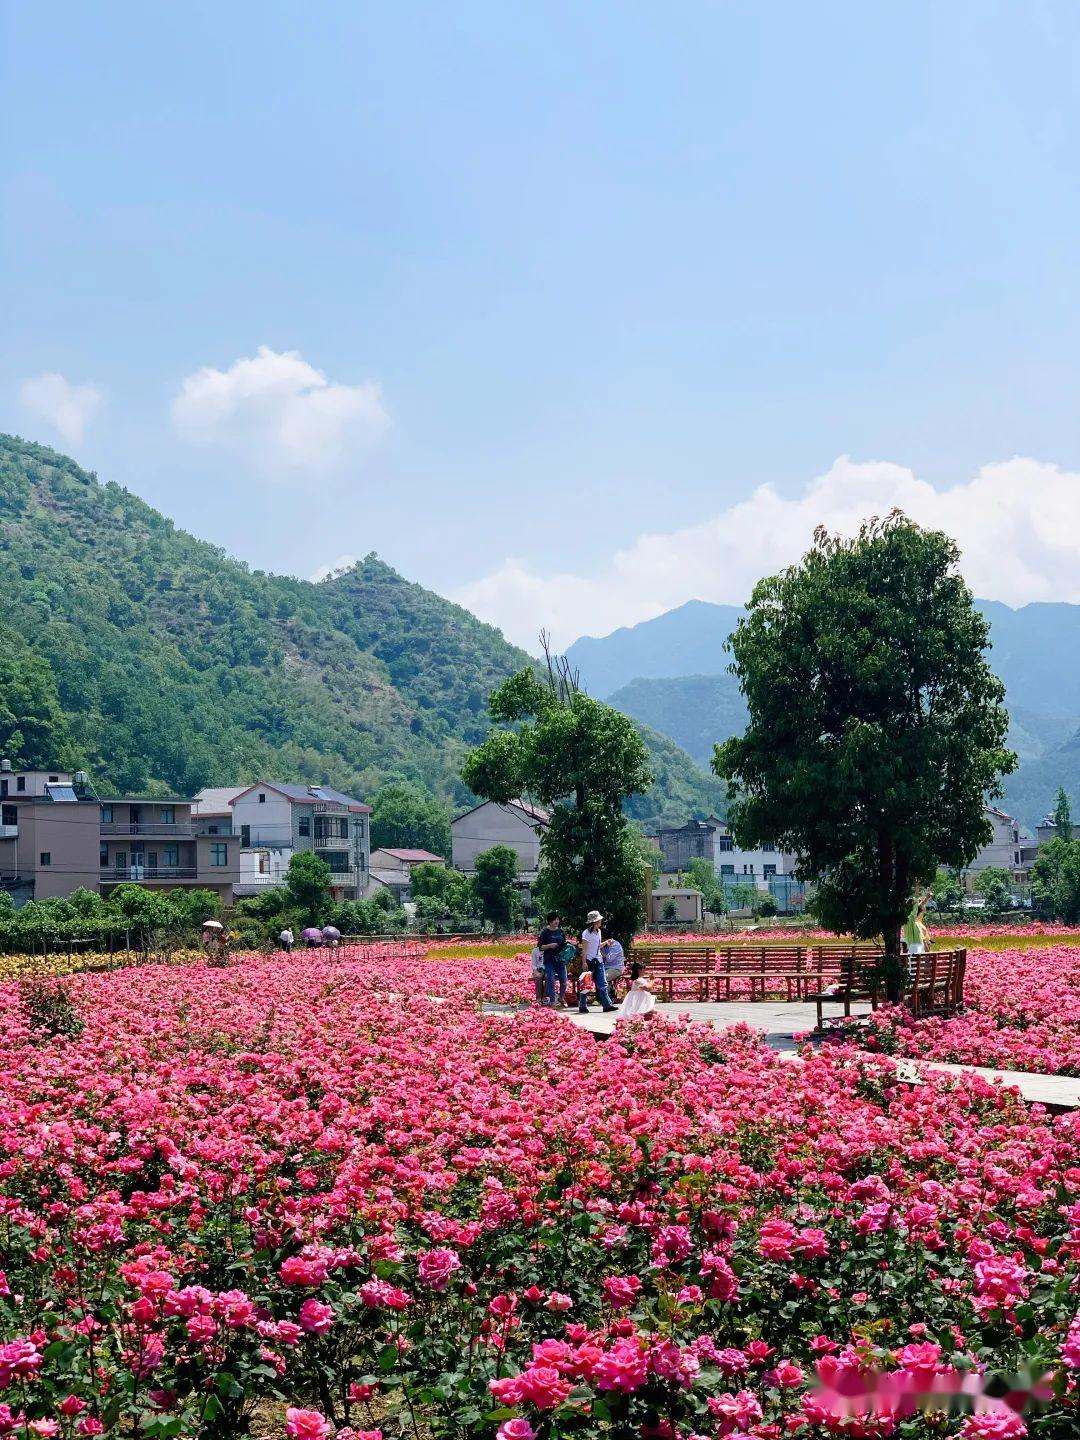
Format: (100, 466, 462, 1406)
(101, 866, 199, 881)
(101, 821, 193, 837)
(0, 824, 18, 840)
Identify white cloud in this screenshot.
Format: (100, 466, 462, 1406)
(171, 345, 389, 477)
(17, 372, 104, 446)
(310, 553, 358, 583)
(452, 455, 1080, 650)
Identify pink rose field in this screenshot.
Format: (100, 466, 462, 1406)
(834, 944, 1080, 1077)
(3, 945, 1080, 1439)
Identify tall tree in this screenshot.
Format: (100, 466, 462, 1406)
(471, 845, 519, 929)
(1054, 785, 1073, 841)
(462, 645, 653, 942)
(370, 785, 452, 857)
(715, 513, 1015, 999)
(284, 851, 332, 924)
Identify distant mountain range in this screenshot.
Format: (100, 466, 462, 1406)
(566, 598, 1080, 828)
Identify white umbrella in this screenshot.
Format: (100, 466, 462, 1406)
(201, 919, 224, 930)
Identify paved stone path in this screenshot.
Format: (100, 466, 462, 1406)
(541, 999, 1080, 1111)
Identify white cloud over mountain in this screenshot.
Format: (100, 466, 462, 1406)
(17, 372, 104, 445)
(453, 456, 1080, 650)
(171, 346, 389, 478)
(310, 553, 358, 583)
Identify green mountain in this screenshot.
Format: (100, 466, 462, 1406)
(0, 434, 722, 824)
(608, 674, 747, 770)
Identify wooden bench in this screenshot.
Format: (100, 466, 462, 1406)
(805, 947, 884, 1028)
(633, 946, 717, 1002)
(810, 947, 966, 1028)
(707, 946, 810, 1001)
(909, 948, 966, 1018)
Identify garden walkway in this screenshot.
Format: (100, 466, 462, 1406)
(552, 1000, 1080, 1112)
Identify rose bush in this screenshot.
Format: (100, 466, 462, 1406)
(845, 943, 1080, 1076)
(0, 948, 1079, 1437)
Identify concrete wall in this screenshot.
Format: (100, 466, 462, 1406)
(15, 802, 100, 899)
(232, 788, 295, 849)
(452, 802, 543, 874)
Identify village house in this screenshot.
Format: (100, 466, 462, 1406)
(450, 798, 551, 881)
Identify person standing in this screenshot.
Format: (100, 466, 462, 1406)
(279, 926, 294, 953)
(537, 910, 567, 1008)
(582, 910, 617, 1012)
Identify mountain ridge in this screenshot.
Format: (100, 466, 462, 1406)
(0, 434, 723, 825)
(568, 597, 1080, 827)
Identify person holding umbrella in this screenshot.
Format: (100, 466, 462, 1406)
(301, 927, 324, 948)
(321, 925, 342, 951)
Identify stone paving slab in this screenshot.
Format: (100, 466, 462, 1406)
(548, 1000, 1080, 1111)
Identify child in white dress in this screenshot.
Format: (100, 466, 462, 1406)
(619, 975, 656, 1020)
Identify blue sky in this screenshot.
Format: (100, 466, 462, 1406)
(4, 1, 1080, 647)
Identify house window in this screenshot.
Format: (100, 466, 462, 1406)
(163, 845, 178, 867)
(39, 852, 51, 866)
(100, 804, 113, 823)
(258, 852, 269, 875)
(764, 864, 777, 879)
(323, 850, 350, 873)
(1014, 850, 1020, 865)
(241, 825, 251, 847)
(49, 775, 59, 782)
(717, 835, 733, 852)
(2, 804, 16, 827)
(720, 864, 735, 876)
(115, 851, 126, 870)
(99, 843, 108, 866)
(210, 843, 228, 867)
(258, 792, 266, 803)
(160, 806, 175, 825)
(338, 817, 349, 838)
(761, 840, 775, 853)
(16, 777, 25, 792)
(298, 816, 311, 837)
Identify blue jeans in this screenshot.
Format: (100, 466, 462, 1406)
(544, 955, 567, 1005)
(588, 959, 613, 1008)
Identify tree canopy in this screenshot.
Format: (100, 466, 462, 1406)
(472, 844, 519, 929)
(1055, 785, 1073, 841)
(462, 660, 653, 942)
(370, 784, 451, 857)
(715, 513, 1015, 996)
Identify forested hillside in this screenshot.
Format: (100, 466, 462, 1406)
(0, 435, 723, 822)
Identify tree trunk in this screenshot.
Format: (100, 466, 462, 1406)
(882, 920, 904, 1004)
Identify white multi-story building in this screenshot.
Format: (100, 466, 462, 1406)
(193, 780, 372, 900)
(963, 805, 1038, 889)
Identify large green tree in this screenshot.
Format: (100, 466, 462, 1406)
(472, 844, 519, 929)
(462, 657, 653, 943)
(715, 514, 1015, 999)
(284, 851, 332, 924)
(1054, 785, 1073, 841)
(1032, 839, 1080, 924)
(370, 784, 452, 857)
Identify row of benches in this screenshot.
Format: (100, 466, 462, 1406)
(629, 942, 966, 1025)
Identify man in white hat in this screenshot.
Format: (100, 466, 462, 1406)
(581, 909, 617, 1012)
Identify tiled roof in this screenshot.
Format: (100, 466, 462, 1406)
(192, 786, 247, 816)
(507, 798, 551, 824)
(377, 848, 446, 863)
(233, 781, 372, 813)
